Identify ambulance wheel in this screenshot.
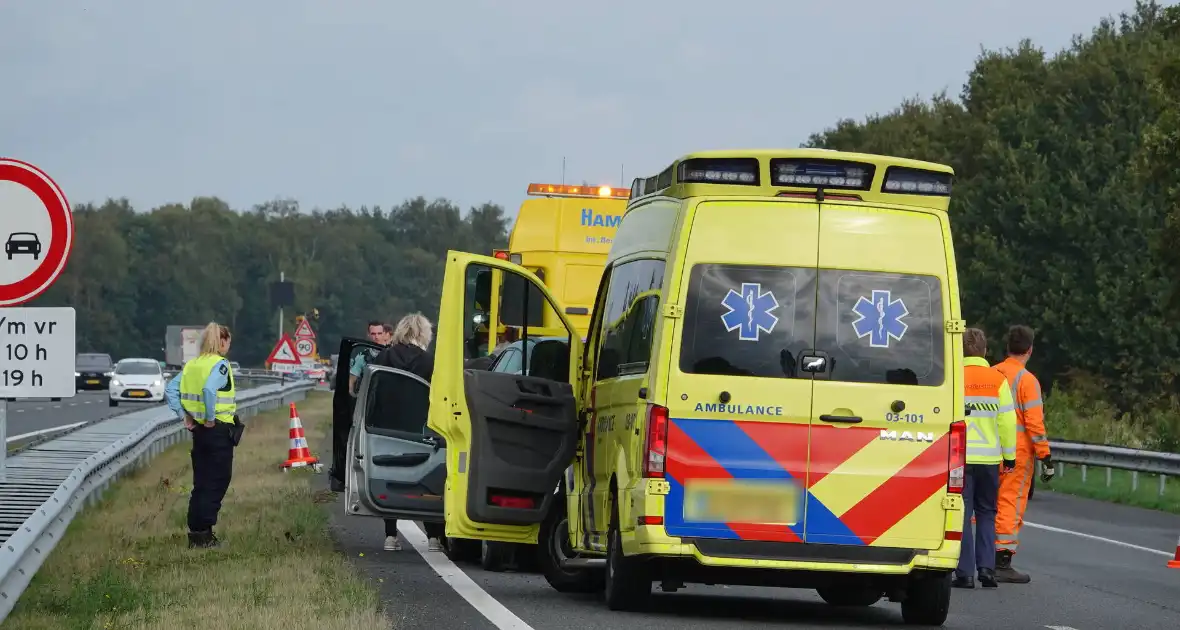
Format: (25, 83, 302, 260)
(816, 587, 881, 607)
(901, 570, 951, 626)
(481, 541, 513, 572)
(440, 537, 480, 564)
(603, 501, 651, 611)
(540, 500, 604, 593)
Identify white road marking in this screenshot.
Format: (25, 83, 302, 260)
(398, 521, 536, 630)
(14, 409, 24, 413)
(1045, 626, 1080, 629)
(5, 421, 88, 444)
(1025, 521, 1173, 557)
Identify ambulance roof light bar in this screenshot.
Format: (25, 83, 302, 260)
(527, 183, 631, 199)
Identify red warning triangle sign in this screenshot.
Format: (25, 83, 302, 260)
(293, 319, 316, 339)
(267, 334, 302, 365)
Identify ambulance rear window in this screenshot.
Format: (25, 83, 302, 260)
(678, 263, 816, 379)
(815, 270, 944, 386)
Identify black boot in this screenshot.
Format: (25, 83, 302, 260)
(951, 573, 975, 589)
(995, 549, 1031, 583)
(188, 529, 221, 548)
(329, 475, 345, 492)
(978, 567, 998, 588)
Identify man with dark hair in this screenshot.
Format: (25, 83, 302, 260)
(992, 324, 1055, 583)
(955, 327, 1018, 589)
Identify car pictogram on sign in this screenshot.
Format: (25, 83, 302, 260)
(5, 232, 42, 260)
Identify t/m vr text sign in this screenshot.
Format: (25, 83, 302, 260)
(0, 307, 76, 398)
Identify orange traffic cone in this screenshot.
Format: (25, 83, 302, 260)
(1168, 535, 1180, 569)
(281, 402, 320, 471)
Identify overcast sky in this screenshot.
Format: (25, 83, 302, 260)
(0, 0, 1139, 218)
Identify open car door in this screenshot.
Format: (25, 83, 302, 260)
(332, 338, 385, 481)
(429, 250, 583, 545)
(345, 363, 448, 523)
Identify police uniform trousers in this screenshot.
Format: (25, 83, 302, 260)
(957, 463, 1000, 577)
(189, 421, 236, 532)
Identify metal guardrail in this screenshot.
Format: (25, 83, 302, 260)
(0, 376, 316, 622)
(1046, 438, 1180, 496)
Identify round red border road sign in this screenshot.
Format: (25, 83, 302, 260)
(0, 158, 74, 306)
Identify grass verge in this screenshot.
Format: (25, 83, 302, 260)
(1043, 464, 1180, 514)
(4, 391, 389, 630)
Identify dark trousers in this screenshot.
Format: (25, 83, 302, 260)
(331, 413, 351, 482)
(188, 422, 235, 532)
(385, 519, 445, 539)
(957, 463, 1000, 577)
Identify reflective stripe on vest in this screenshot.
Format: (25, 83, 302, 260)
(964, 364, 1012, 464)
(179, 353, 237, 423)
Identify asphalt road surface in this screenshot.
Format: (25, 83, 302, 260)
(323, 477, 1180, 630)
(3, 391, 155, 442)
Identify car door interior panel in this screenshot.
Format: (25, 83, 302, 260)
(462, 368, 579, 525)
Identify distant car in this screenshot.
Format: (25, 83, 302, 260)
(230, 361, 241, 372)
(109, 358, 166, 407)
(75, 353, 115, 390)
(5, 232, 41, 260)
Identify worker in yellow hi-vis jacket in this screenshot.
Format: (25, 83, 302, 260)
(953, 327, 1018, 590)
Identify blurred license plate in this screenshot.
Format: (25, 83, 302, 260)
(86, 379, 99, 384)
(683, 479, 800, 525)
(129, 391, 147, 397)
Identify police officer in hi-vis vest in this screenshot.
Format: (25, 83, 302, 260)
(954, 327, 1018, 589)
(165, 322, 243, 548)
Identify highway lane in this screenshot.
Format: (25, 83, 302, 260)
(322, 476, 1180, 629)
(4, 391, 157, 442)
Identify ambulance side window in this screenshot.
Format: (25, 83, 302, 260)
(464, 263, 571, 381)
(595, 259, 666, 380)
(814, 270, 945, 386)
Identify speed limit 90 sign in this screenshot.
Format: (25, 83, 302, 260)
(295, 338, 315, 357)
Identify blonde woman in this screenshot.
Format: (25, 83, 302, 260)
(164, 322, 242, 549)
(372, 312, 444, 552)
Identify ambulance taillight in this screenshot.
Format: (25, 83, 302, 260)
(948, 420, 966, 493)
(643, 403, 669, 478)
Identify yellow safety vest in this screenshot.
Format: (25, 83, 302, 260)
(179, 353, 237, 423)
(962, 356, 1018, 464)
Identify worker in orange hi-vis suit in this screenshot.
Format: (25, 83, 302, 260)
(992, 324, 1056, 583)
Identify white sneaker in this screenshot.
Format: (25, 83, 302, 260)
(428, 537, 443, 552)
(384, 535, 401, 551)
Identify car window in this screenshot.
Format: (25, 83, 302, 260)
(116, 361, 161, 375)
(365, 368, 431, 438)
(678, 263, 817, 379)
(595, 259, 665, 380)
(464, 262, 571, 377)
(492, 347, 523, 374)
(77, 354, 113, 369)
(815, 270, 945, 386)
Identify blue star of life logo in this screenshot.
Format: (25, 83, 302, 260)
(721, 282, 780, 342)
(851, 289, 909, 348)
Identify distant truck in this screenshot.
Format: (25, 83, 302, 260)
(164, 325, 204, 369)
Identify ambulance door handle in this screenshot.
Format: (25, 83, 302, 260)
(819, 414, 863, 424)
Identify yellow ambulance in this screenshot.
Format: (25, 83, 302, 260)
(470, 182, 629, 358)
(428, 149, 967, 626)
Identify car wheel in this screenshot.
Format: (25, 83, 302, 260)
(480, 541, 513, 572)
(603, 493, 651, 611)
(900, 570, 952, 626)
(440, 537, 481, 564)
(816, 586, 881, 607)
(539, 497, 604, 593)
(109, 399, 118, 407)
